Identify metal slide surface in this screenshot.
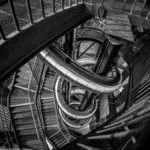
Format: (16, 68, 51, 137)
(40, 44, 122, 94)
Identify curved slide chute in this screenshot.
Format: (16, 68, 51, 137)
(54, 76, 98, 119)
(39, 44, 122, 93)
(59, 108, 92, 129)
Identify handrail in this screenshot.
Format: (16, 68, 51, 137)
(91, 0, 150, 19)
(0, 0, 84, 41)
(0, 78, 19, 148)
(7, 73, 21, 148)
(91, 0, 150, 29)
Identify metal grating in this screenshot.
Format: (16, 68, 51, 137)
(0, 0, 83, 42)
(0, 0, 149, 43)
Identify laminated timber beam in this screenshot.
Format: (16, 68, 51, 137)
(0, 4, 94, 83)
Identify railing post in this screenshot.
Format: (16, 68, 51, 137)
(90, 0, 93, 4)
(8, 0, 20, 31)
(146, 10, 150, 20)
(62, 0, 64, 10)
(112, 0, 116, 8)
(26, 0, 33, 24)
(0, 25, 6, 40)
(122, 0, 127, 10)
(75, 0, 78, 5)
(130, 0, 137, 15)
(101, 0, 105, 6)
(140, 0, 147, 16)
(52, 0, 55, 13)
(69, 0, 72, 7)
(40, 0, 45, 18)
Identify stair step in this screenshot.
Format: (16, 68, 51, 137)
(20, 139, 40, 146)
(15, 124, 36, 130)
(19, 134, 38, 142)
(14, 81, 29, 89)
(10, 105, 31, 113)
(17, 129, 37, 135)
(46, 127, 59, 136)
(11, 87, 28, 98)
(14, 117, 34, 124)
(22, 144, 43, 150)
(42, 101, 55, 106)
(40, 90, 54, 97)
(50, 132, 67, 146)
(44, 119, 57, 126)
(42, 108, 56, 114)
(12, 112, 33, 119)
(43, 108, 56, 117)
(42, 105, 56, 109)
(41, 98, 55, 103)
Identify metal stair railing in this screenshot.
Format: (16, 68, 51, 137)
(0, 75, 20, 149)
(91, 0, 150, 18)
(0, 0, 149, 83)
(90, 0, 150, 28)
(0, 0, 94, 83)
(0, 0, 85, 43)
(1, 0, 149, 43)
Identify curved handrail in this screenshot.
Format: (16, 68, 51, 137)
(40, 45, 122, 93)
(54, 76, 98, 119)
(59, 108, 91, 129)
(77, 27, 105, 43)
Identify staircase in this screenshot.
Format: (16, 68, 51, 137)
(40, 67, 73, 148)
(9, 61, 47, 149)
(0, 0, 150, 150)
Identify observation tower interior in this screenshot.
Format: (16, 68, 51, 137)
(0, 0, 150, 150)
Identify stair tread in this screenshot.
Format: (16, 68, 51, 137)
(15, 124, 36, 130)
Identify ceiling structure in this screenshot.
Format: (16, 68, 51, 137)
(0, 0, 150, 150)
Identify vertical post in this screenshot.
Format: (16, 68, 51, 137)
(130, 0, 137, 15)
(84, 93, 97, 110)
(112, 0, 116, 8)
(65, 81, 71, 105)
(62, 0, 64, 10)
(52, 0, 55, 13)
(146, 10, 150, 20)
(122, 0, 127, 10)
(0, 25, 6, 40)
(76, 41, 81, 59)
(40, 0, 45, 18)
(64, 30, 74, 104)
(26, 0, 33, 24)
(101, 0, 105, 6)
(76, 0, 78, 5)
(8, 0, 20, 31)
(69, 0, 72, 7)
(140, 0, 147, 16)
(64, 30, 74, 56)
(79, 91, 89, 110)
(90, 0, 93, 4)
(93, 39, 109, 74)
(79, 43, 103, 111)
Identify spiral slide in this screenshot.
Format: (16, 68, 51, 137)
(39, 44, 122, 94)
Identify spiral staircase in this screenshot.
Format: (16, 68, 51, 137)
(0, 0, 150, 150)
